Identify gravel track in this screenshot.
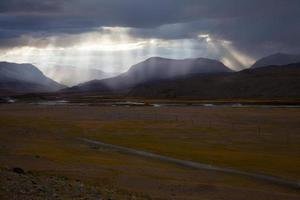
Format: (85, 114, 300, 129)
(80, 137, 300, 190)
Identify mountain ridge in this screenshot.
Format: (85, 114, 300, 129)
(0, 62, 65, 94)
(63, 57, 233, 93)
(251, 53, 300, 68)
(129, 62, 300, 99)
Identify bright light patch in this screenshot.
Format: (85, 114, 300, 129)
(198, 34, 212, 42)
(73, 41, 147, 51)
(71, 27, 149, 51)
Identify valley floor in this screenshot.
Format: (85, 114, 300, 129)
(0, 104, 299, 199)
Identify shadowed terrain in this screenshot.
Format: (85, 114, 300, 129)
(129, 63, 300, 99)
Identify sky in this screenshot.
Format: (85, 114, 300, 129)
(0, 0, 299, 74)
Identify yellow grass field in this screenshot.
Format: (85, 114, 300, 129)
(0, 104, 299, 199)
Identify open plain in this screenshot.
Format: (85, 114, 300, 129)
(0, 103, 299, 199)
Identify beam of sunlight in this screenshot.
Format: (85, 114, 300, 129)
(0, 27, 257, 84)
(199, 33, 255, 70)
(220, 41, 255, 69)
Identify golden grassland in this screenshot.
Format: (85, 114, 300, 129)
(0, 104, 299, 199)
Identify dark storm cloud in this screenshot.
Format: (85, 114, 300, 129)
(0, 0, 61, 13)
(0, 0, 300, 56)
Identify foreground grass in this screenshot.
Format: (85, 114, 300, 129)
(0, 105, 299, 199)
(1, 105, 299, 180)
(77, 119, 300, 180)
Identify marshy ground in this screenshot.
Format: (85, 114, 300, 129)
(0, 103, 299, 199)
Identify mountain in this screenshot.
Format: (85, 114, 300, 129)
(41, 66, 117, 86)
(125, 57, 233, 82)
(0, 62, 65, 94)
(129, 63, 300, 99)
(252, 53, 300, 68)
(63, 57, 232, 93)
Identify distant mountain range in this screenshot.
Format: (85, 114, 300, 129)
(1, 53, 299, 99)
(251, 53, 300, 68)
(129, 62, 300, 99)
(41, 66, 117, 86)
(0, 62, 65, 94)
(63, 57, 232, 93)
